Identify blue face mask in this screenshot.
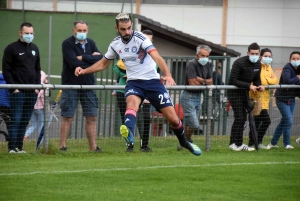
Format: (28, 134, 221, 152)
(198, 58, 208, 66)
(261, 57, 272, 65)
(291, 60, 300, 68)
(249, 55, 259, 63)
(76, 32, 87, 41)
(22, 34, 34, 43)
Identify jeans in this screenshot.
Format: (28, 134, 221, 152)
(8, 91, 37, 150)
(271, 98, 295, 146)
(180, 90, 201, 129)
(25, 109, 44, 137)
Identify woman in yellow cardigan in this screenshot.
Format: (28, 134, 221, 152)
(249, 48, 278, 149)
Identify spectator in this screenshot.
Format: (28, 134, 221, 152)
(248, 48, 278, 149)
(0, 73, 10, 119)
(227, 42, 264, 152)
(23, 71, 48, 140)
(75, 13, 202, 156)
(179, 45, 212, 149)
(0, 73, 10, 140)
(212, 61, 224, 104)
(267, 51, 300, 149)
(2, 22, 41, 154)
(59, 20, 103, 152)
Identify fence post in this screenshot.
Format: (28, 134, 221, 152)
(43, 88, 50, 151)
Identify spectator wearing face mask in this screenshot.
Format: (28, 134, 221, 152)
(59, 20, 103, 152)
(227, 42, 265, 152)
(267, 51, 300, 149)
(2, 22, 41, 154)
(248, 48, 278, 149)
(179, 45, 213, 149)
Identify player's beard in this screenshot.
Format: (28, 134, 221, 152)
(119, 32, 131, 42)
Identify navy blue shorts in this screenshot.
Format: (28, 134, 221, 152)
(125, 79, 173, 112)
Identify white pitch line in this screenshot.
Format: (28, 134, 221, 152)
(0, 161, 299, 176)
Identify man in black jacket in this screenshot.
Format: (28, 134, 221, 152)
(228, 42, 264, 151)
(59, 20, 103, 152)
(2, 22, 41, 153)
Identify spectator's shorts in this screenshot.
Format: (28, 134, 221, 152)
(125, 79, 173, 112)
(60, 89, 98, 117)
(180, 90, 201, 128)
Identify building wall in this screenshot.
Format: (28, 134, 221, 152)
(9, 0, 300, 49)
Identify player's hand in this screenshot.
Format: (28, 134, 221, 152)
(161, 75, 176, 86)
(257, 85, 265, 92)
(92, 52, 101, 55)
(75, 67, 84, 76)
(77, 56, 82, 60)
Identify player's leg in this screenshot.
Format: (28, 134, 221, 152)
(121, 95, 141, 147)
(121, 81, 145, 151)
(160, 106, 202, 156)
(146, 80, 202, 156)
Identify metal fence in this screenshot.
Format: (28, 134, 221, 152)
(0, 84, 300, 153)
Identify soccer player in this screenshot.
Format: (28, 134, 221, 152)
(75, 13, 201, 156)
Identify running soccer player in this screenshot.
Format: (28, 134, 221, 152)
(75, 13, 202, 156)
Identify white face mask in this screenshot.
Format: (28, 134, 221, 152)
(22, 34, 34, 43)
(198, 58, 208, 66)
(291, 60, 300, 68)
(261, 57, 272, 65)
(249, 55, 259, 63)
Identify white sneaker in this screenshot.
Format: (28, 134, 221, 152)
(9, 149, 17, 154)
(229, 143, 238, 151)
(236, 144, 255, 151)
(285, 145, 294, 149)
(18, 150, 27, 154)
(258, 144, 270, 150)
(267, 143, 279, 149)
(296, 138, 300, 145)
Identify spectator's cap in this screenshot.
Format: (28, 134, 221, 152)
(260, 48, 272, 56)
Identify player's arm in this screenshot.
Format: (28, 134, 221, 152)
(75, 58, 112, 76)
(149, 50, 175, 86)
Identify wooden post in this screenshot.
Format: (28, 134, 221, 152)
(136, 0, 140, 14)
(53, 0, 58, 11)
(7, 0, 12, 9)
(221, 0, 228, 47)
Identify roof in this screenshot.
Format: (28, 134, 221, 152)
(134, 14, 241, 57)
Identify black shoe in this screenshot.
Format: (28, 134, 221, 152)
(60, 146, 68, 151)
(95, 146, 102, 152)
(126, 144, 134, 152)
(140, 146, 152, 152)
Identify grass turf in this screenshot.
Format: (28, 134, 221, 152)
(0, 136, 299, 201)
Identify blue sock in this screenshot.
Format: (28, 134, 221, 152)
(171, 120, 187, 146)
(124, 109, 137, 144)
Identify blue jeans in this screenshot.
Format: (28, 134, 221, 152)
(271, 98, 295, 146)
(180, 90, 201, 129)
(25, 109, 44, 137)
(8, 91, 37, 151)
